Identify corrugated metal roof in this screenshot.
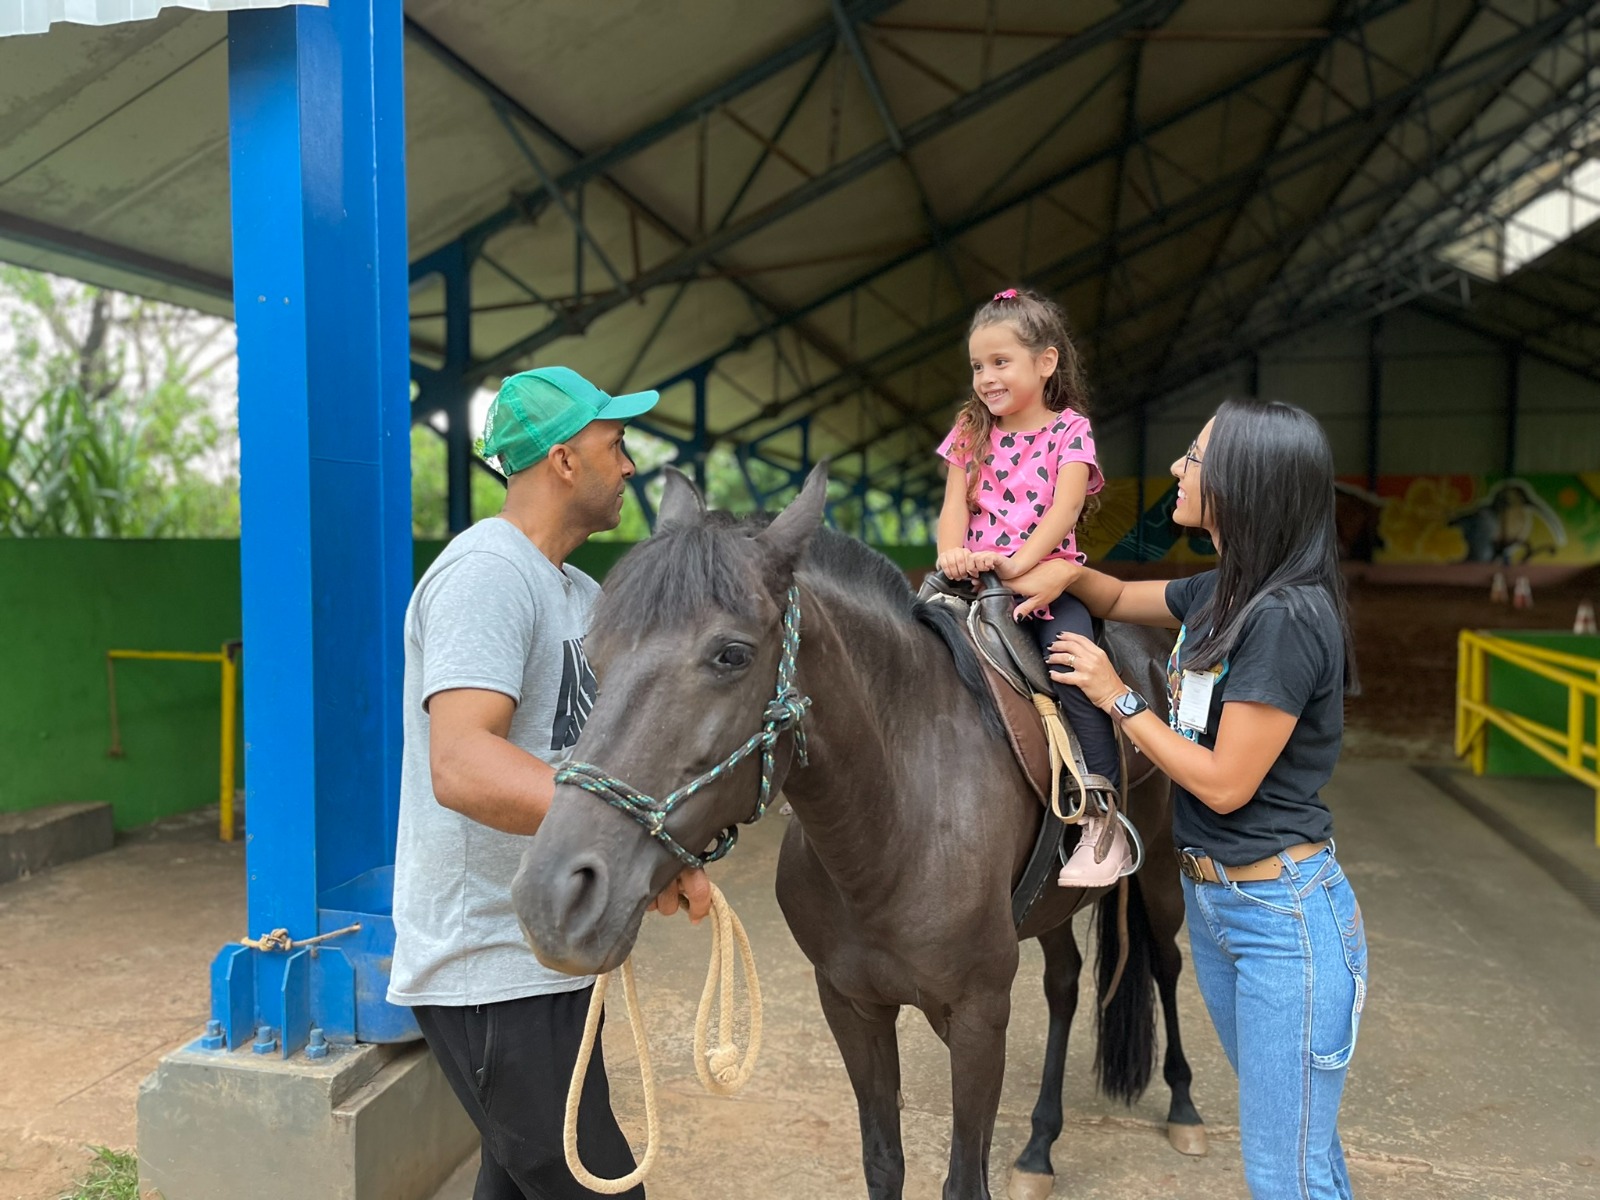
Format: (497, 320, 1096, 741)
(1, 0, 1595, 499)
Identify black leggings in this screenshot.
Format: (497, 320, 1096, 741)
(415, 989, 643, 1200)
(1027, 592, 1120, 790)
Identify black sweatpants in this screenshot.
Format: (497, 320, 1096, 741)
(415, 988, 644, 1200)
(1027, 592, 1121, 790)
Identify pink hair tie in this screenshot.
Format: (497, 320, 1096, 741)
(993, 288, 1019, 300)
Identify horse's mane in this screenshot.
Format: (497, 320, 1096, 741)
(593, 516, 1005, 738)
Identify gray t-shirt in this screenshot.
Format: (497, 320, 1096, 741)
(388, 517, 601, 1007)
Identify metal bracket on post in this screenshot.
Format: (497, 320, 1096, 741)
(207, 944, 255, 1051)
(280, 949, 313, 1060)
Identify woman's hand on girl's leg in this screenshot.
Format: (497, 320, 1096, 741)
(1004, 560, 1079, 620)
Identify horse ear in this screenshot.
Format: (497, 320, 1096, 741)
(656, 467, 705, 529)
(758, 461, 829, 570)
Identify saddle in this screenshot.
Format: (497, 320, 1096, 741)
(918, 571, 1125, 927)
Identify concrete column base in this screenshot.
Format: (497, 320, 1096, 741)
(137, 1039, 475, 1200)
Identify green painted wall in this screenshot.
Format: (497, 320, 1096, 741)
(1, 540, 244, 831)
(2, 536, 937, 830)
(1485, 631, 1600, 777)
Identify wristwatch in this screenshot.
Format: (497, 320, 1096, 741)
(1109, 689, 1149, 721)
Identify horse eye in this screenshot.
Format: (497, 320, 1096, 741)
(714, 643, 753, 670)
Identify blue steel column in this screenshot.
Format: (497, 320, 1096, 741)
(209, 0, 413, 1057)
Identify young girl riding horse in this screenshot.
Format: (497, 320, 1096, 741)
(934, 286, 1131, 887)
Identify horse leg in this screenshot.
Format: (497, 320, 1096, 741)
(815, 970, 907, 1200)
(1007, 923, 1082, 1200)
(940, 990, 1010, 1200)
(1147, 889, 1208, 1157)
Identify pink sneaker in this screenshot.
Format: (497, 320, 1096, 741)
(1057, 813, 1133, 888)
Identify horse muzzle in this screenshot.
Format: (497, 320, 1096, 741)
(513, 790, 666, 975)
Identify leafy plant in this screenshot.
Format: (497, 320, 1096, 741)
(0, 267, 239, 538)
(60, 1145, 139, 1200)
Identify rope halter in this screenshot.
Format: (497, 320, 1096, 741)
(554, 586, 811, 869)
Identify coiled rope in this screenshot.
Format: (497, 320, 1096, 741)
(562, 882, 761, 1194)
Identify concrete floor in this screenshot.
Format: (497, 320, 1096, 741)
(3, 764, 1597, 1199)
(0, 809, 241, 1200)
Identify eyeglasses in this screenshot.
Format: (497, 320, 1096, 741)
(1182, 442, 1204, 469)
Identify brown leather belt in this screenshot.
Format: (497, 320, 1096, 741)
(1178, 841, 1330, 884)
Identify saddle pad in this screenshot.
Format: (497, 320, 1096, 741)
(976, 653, 1053, 804)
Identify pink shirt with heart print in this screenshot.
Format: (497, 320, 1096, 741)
(936, 410, 1104, 564)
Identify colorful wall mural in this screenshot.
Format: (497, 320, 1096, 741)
(1081, 473, 1600, 565)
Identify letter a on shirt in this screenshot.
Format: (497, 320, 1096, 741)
(551, 638, 596, 751)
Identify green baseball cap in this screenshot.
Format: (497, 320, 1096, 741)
(478, 366, 659, 474)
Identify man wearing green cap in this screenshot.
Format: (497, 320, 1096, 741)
(388, 366, 707, 1199)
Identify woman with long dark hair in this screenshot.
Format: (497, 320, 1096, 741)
(1007, 396, 1367, 1198)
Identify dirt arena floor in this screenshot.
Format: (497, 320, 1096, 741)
(1342, 571, 1599, 760)
(3, 575, 1598, 1200)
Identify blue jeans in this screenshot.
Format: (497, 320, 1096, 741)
(1182, 848, 1368, 1199)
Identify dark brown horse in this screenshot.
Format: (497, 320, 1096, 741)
(514, 467, 1205, 1200)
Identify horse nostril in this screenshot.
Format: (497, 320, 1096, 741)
(554, 854, 610, 939)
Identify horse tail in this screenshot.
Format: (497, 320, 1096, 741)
(1093, 872, 1157, 1105)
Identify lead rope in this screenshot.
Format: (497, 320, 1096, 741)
(562, 882, 762, 1194)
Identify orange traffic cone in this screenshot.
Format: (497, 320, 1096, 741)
(1576, 600, 1597, 635)
(1490, 571, 1509, 603)
(1512, 576, 1533, 610)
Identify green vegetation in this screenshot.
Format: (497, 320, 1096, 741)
(0, 267, 238, 537)
(409, 418, 932, 543)
(2, 265, 933, 543)
(60, 1146, 138, 1200)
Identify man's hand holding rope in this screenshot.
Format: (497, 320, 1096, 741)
(648, 867, 712, 923)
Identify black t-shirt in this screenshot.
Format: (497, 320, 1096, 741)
(1163, 571, 1343, 865)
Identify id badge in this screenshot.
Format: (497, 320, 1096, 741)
(1177, 669, 1218, 733)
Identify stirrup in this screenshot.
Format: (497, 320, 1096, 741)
(1057, 805, 1144, 876)
(1111, 807, 1145, 876)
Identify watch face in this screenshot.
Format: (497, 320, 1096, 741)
(1115, 691, 1145, 717)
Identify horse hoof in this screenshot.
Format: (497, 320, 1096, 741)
(1167, 1122, 1208, 1157)
(1006, 1167, 1055, 1200)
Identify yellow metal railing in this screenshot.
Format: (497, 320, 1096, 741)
(1456, 630, 1600, 846)
(106, 642, 242, 842)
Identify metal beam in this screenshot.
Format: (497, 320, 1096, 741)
(1094, 41, 1143, 341)
(407, 2, 902, 222)
(491, 107, 629, 294)
(722, 12, 1596, 472)
(1505, 342, 1521, 476)
(1145, 0, 1370, 390)
(404, 16, 943, 449)
(1242, 9, 1588, 332)
(1365, 315, 1382, 492)
(469, 0, 1173, 381)
(613, 47, 836, 393)
(0, 209, 232, 304)
(1052, 14, 1599, 401)
(1413, 294, 1600, 386)
(645, 0, 1417, 420)
(1116, 54, 1600, 401)
(740, 14, 1557, 443)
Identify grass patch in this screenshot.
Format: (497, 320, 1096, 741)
(61, 1146, 138, 1200)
